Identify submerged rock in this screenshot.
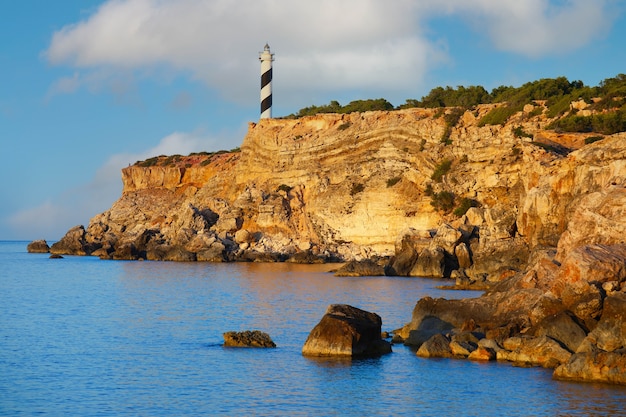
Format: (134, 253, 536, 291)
(334, 259, 385, 277)
(223, 330, 276, 348)
(302, 304, 392, 357)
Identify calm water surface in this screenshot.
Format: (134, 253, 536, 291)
(1, 241, 625, 416)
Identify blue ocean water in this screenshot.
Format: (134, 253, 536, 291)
(1, 241, 625, 416)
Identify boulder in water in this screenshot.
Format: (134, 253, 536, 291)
(302, 304, 392, 357)
(223, 330, 276, 348)
(27, 240, 50, 253)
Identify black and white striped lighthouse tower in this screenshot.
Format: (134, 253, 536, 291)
(259, 43, 274, 119)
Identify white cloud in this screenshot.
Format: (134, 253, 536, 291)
(43, 0, 618, 108)
(421, 0, 615, 57)
(45, 0, 442, 104)
(6, 130, 229, 240)
(170, 91, 193, 110)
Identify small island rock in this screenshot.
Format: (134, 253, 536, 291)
(223, 330, 276, 348)
(27, 240, 50, 253)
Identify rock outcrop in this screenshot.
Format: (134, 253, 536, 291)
(334, 259, 386, 277)
(302, 304, 392, 357)
(27, 240, 50, 253)
(397, 186, 626, 384)
(223, 330, 276, 348)
(50, 108, 625, 279)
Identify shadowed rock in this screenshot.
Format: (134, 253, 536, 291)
(286, 250, 328, 264)
(416, 333, 453, 358)
(302, 304, 391, 357)
(51, 225, 97, 256)
(27, 240, 50, 253)
(410, 247, 445, 277)
(223, 330, 276, 348)
(334, 259, 385, 277)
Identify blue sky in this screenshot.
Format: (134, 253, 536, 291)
(1, 0, 625, 241)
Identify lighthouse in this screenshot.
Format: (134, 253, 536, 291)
(259, 43, 274, 119)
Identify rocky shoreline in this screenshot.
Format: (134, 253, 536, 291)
(32, 107, 626, 385)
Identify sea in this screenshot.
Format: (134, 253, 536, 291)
(1, 240, 625, 416)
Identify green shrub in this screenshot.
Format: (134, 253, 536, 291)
(527, 106, 544, 118)
(478, 104, 522, 126)
(137, 156, 159, 167)
(386, 177, 401, 187)
(401, 85, 490, 109)
(350, 183, 365, 196)
(431, 159, 452, 182)
(289, 98, 393, 117)
(337, 122, 351, 131)
(439, 107, 465, 145)
(453, 198, 479, 217)
(546, 95, 573, 118)
(513, 126, 533, 139)
(592, 110, 626, 134)
(433, 108, 445, 119)
(533, 142, 563, 153)
(277, 184, 292, 193)
(164, 155, 182, 165)
(584, 136, 604, 144)
(424, 183, 434, 196)
(430, 191, 455, 213)
(548, 107, 626, 135)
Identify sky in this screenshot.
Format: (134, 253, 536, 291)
(1, 0, 625, 241)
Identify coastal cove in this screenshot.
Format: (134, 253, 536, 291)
(2, 241, 626, 416)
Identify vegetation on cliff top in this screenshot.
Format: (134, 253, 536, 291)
(134, 148, 240, 168)
(286, 98, 394, 118)
(134, 74, 625, 168)
(291, 74, 626, 135)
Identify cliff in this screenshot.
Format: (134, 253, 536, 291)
(51, 104, 624, 272)
(48, 103, 626, 384)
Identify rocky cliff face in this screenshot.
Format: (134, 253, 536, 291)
(52, 105, 625, 275)
(49, 104, 626, 384)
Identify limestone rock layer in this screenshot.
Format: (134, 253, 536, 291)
(54, 107, 625, 274)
